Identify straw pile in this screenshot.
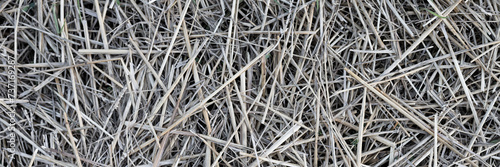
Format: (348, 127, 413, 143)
(1, 0, 499, 166)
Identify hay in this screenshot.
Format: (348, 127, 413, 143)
(1, 0, 499, 166)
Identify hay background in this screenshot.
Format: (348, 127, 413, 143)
(1, 0, 500, 166)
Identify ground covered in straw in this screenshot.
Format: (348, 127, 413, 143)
(1, 0, 500, 166)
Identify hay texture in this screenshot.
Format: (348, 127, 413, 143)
(1, 0, 500, 166)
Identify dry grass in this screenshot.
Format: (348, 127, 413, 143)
(1, 0, 500, 166)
